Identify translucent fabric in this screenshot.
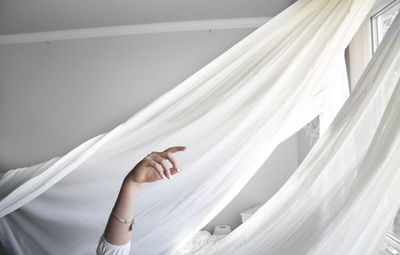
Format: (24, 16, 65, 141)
(0, 0, 377, 254)
(209, 13, 400, 255)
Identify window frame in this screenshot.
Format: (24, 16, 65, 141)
(346, 0, 400, 90)
(370, 0, 400, 53)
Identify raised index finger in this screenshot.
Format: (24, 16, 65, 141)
(165, 146, 187, 153)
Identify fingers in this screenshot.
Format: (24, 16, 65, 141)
(149, 161, 166, 180)
(146, 146, 186, 180)
(165, 152, 180, 172)
(150, 155, 172, 180)
(165, 146, 186, 154)
(170, 167, 180, 175)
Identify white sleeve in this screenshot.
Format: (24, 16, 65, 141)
(96, 234, 131, 255)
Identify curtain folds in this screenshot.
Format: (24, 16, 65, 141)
(209, 13, 400, 255)
(0, 0, 379, 254)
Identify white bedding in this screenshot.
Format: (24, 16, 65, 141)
(175, 231, 227, 255)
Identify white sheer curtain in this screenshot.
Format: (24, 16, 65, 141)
(318, 56, 350, 134)
(0, 0, 377, 254)
(209, 13, 400, 255)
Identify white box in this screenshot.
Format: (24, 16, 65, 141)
(240, 204, 262, 223)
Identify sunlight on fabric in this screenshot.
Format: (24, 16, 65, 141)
(209, 13, 400, 255)
(0, 0, 378, 254)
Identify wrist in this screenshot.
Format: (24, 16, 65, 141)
(124, 175, 142, 188)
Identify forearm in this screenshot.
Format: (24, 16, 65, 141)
(101, 146, 186, 247)
(103, 177, 141, 245)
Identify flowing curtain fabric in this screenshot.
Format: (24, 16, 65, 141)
(318, 56, 350, 135)
(209, 14, 400, 255)
(0, 0, 377, 254)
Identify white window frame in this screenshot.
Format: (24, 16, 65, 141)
(346, 0, 399, 90)
(370, 0, 400, 53)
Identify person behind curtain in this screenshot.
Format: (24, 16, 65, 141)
(96, 146, 187, 255)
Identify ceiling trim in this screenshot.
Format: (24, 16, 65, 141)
(0, 17, 271, 45)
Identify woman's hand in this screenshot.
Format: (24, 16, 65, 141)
(126, 146, 187, 183)
(101, 146, 187, 247)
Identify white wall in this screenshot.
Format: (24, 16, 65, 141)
(203, 133, 298, 232)
(0, 26, 300, 234)
(296, 127, 312, 165)
(0, 28, 255, 170)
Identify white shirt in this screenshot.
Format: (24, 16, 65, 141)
(96, 235, 131, 255)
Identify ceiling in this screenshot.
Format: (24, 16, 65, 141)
(0, 0, 296, 35)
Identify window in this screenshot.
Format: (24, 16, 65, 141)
(371, 0, 400, 52)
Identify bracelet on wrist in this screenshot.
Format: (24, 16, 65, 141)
(111, 211, 135, 231)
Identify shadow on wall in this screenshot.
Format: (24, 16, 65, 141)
(203, 131, 300, 233)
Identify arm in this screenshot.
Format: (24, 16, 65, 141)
(103, 178, 141, 245)
(102, 146, 187, 245)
